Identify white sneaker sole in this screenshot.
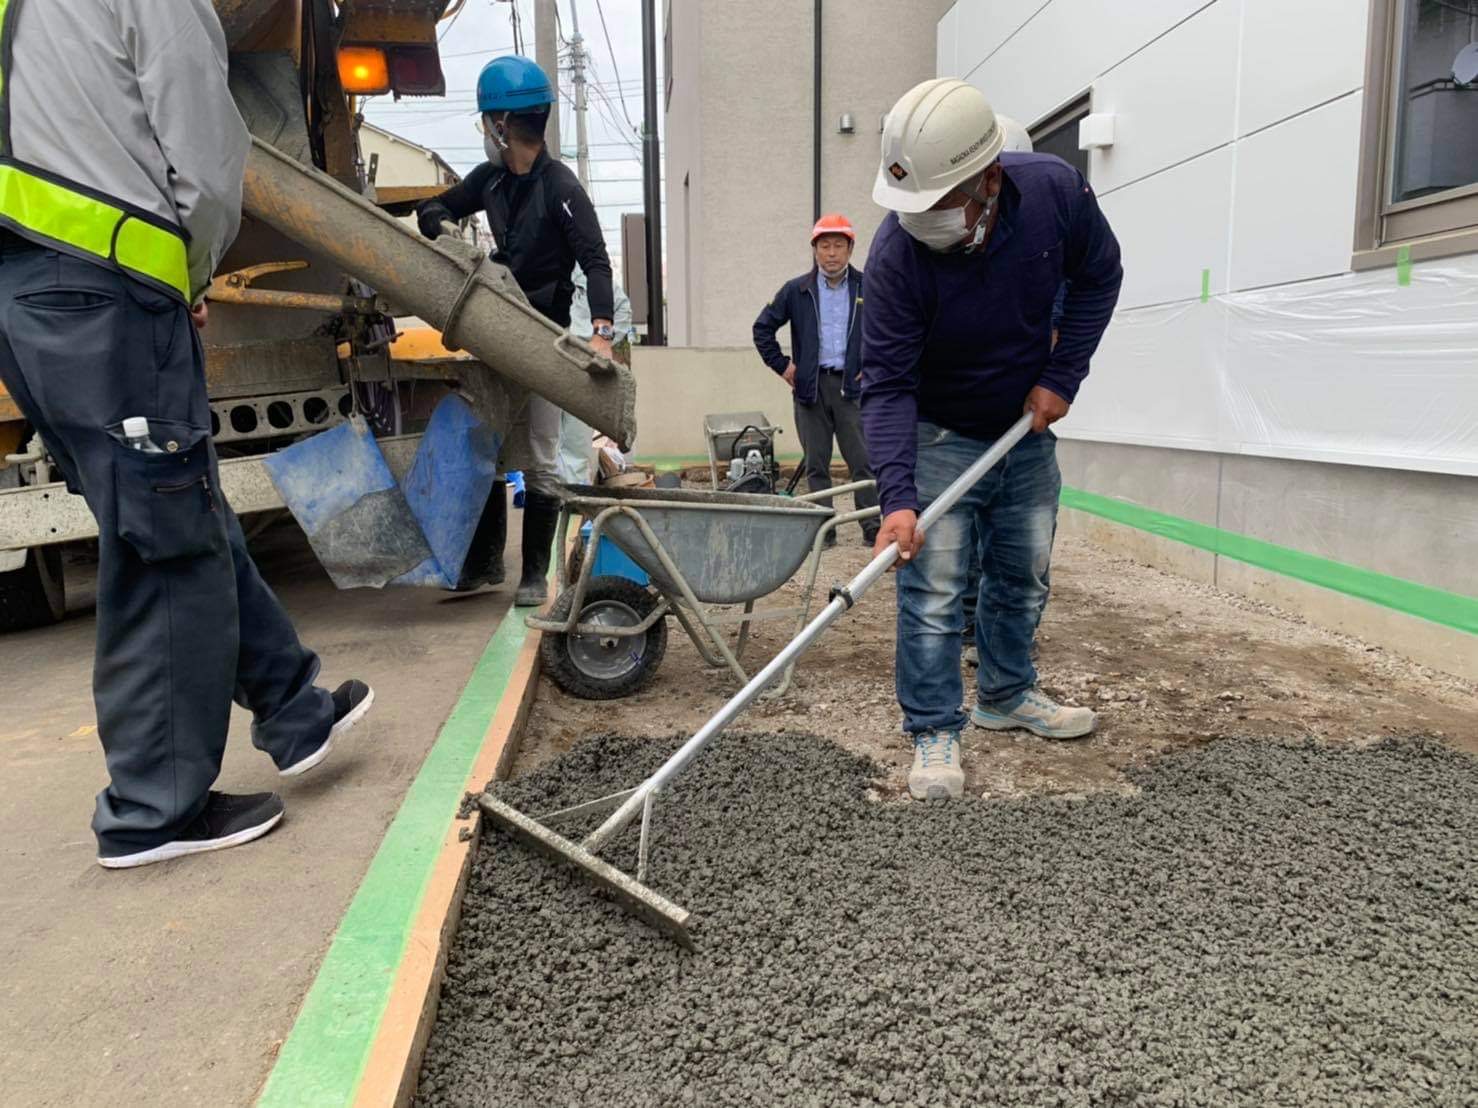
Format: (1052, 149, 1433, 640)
(97, 810, 284, 869)
(279, 687, 376, 778)
(971, 705, 1095, 740)
(908, 775, 964, 800)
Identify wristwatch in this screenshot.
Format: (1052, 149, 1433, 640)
(594, 323, 615, 341)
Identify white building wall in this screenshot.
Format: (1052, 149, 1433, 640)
(941, 0, 1478, 478)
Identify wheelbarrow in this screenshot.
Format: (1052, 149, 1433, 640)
(526, 480, 879, 699)
(489, 413, 1038, 947)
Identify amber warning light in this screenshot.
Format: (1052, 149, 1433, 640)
(338, 46, 391, 95)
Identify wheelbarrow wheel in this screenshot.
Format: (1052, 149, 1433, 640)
(540, 576, 667, 700)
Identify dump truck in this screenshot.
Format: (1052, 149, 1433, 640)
(0, 0, 635, 632)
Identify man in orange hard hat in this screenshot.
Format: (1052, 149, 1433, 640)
(752, 213, 879, 544)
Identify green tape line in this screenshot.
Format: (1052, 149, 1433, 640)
(257, 601, 535, 1106)
(1396, 245, 1412, 287)
(1061, 486, 1477, 635)
(1200, 268, 1211, 303)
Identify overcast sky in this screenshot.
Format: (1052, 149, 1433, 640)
(362, 0, 660, 284)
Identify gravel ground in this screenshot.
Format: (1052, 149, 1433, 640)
(522, 524, 1478, 802)
(417, 732, 1478, 1107)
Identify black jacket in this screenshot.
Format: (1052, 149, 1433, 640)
(751, 265, 864, 404)
(421, 149, 614, 327)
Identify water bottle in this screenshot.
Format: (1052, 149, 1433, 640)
(122, 417, 164, 454)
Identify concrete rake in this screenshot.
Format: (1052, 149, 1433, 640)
(480, 413, 1038, 946)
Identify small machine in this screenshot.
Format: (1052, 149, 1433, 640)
(703, 411, 781, 495)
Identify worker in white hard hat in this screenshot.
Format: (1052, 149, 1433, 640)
(862, 79, 1123, 801)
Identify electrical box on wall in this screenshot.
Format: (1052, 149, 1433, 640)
(1079, 113, 1116, 150)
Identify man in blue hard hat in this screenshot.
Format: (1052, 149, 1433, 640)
(416, 56, 616, 607)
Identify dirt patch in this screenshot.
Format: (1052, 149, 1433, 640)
(520, 520, 1477, 798)
(418, 733, 1478, 1106)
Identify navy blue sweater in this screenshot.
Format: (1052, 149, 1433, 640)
(860, 152, 1123, 516)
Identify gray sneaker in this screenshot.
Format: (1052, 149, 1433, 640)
(908, 729, 964, 800)
(971, 688, 1096, 740)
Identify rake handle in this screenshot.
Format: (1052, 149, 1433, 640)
(582, 411, 1039, 854)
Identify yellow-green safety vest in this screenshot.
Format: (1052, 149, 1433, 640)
(0, 0, 191, 302)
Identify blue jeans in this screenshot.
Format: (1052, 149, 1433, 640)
(895, 422, 1060, 734)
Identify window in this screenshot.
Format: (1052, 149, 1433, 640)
(1029, 95, 1091, 181)
(1354, 0, 1478, 267)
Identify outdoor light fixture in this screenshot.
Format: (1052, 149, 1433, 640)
(838, 113, 856, 134)
(1078, 112, 1116, 150)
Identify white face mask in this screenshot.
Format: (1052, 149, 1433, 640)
(482, 117, 509, 167)
(898, 196, 994, 252)
(898, 169, 993, 251)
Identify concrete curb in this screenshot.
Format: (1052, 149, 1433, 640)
(255, 601, 542, 1107)
(355, 628, 541, 1107)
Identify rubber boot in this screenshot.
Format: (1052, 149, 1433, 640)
(453, 482, 507, 591)
(515, 490, 560, 607)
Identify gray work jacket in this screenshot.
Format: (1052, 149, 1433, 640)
(6, 0, 249, 302)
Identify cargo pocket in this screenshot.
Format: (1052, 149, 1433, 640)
(111, 420, 226, 564)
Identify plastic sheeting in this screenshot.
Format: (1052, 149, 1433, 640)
(1064, 253, 1478, 477)
(263, 397, 501, 589)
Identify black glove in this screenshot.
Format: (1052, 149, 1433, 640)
(417, 201, 454, 240)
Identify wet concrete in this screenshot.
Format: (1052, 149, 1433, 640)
(419, 733, 1478, 1106)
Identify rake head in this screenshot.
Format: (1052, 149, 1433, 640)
(478, 795, 695, 949)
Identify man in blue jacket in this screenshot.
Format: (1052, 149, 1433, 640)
(863, 79, 1123, 801)
(752, 214, 879, 544)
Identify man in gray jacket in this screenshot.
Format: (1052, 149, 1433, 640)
(0, 0, 372, 868)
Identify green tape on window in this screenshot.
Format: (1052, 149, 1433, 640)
(1200, 268, 1211, 303)
(1396, 245, 1412, 287)
(1060, 486, 1477, 635)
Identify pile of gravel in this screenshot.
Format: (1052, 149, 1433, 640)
(417, 734, 1478, 1107)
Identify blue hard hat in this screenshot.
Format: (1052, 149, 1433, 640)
(476, 55, 556, 113)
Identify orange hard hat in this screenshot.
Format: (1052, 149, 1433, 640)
(810, 213, 856, 243)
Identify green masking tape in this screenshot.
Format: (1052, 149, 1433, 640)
(1200, 268, 1211, 303)
(1060, 486, 1477, 636)
(1396, 245, 1412, 287)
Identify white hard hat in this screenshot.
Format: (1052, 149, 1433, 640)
(996, 114, 1033, 153)
(873, 79, 1005, 213)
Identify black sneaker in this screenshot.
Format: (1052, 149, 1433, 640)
(279, 680, 375, 778)
(97, 791, 285, 869)
(862, 530, 880, 548)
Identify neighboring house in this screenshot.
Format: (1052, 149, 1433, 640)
(937, 0, 1476, 675)
(662, 0, 953, 346)
(360, 121, 484, 246)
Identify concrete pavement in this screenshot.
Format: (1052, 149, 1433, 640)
(0, 518, 515, 1107)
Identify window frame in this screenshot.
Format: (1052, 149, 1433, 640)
(1352, 0, 1478, 270)
(1028, 93, 1092, 182)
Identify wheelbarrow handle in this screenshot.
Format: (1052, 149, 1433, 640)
(581, 411, 1038, 855)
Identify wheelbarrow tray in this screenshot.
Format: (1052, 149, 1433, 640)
(557, 484, 833, 605)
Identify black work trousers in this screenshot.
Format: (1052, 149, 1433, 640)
(0, 246, 333, 857)
(793, 370, 879, 538)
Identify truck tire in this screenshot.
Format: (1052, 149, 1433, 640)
(0, 546, 66, 632)
(540, 576, 666, 700)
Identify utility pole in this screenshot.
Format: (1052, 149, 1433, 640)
(567, 25, 592, 190)
(640, 0, 665, 344)
(534, 0, 561, 161)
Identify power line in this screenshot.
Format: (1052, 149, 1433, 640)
(437, 0, 467, 43)
(589, 0, 638, 133)
(509, 0, 524, 54)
